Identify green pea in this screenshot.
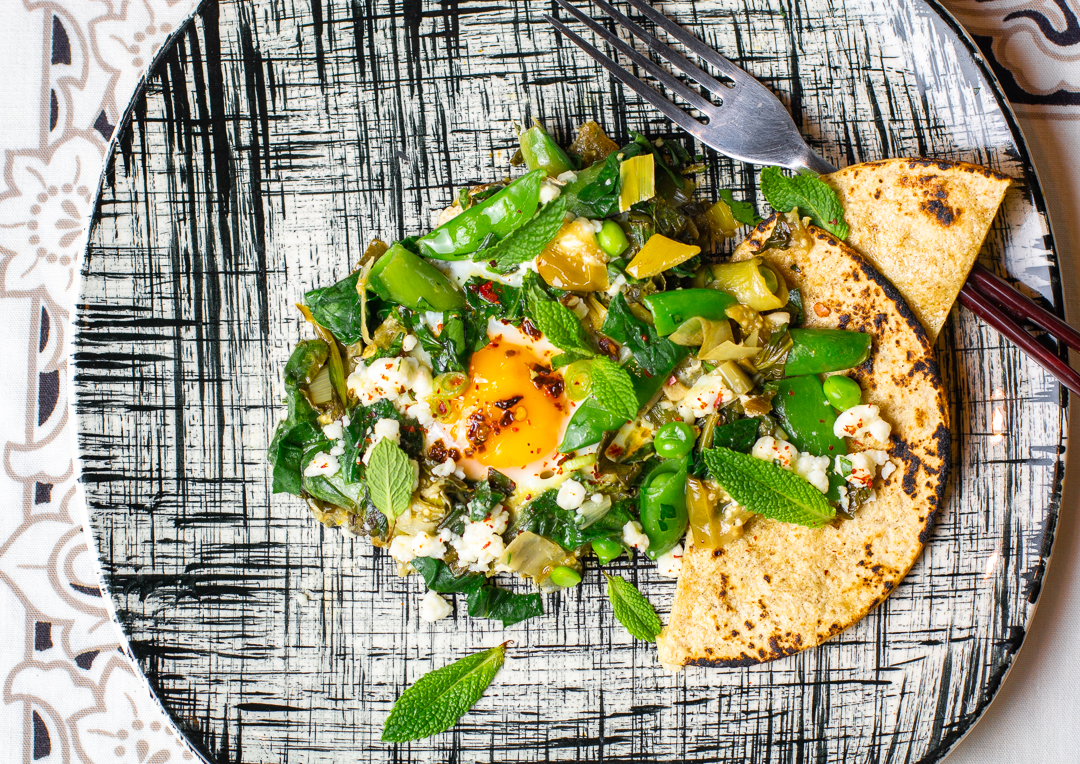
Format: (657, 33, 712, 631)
(549, 565, 582, 588)
(592, 538, 623, 565)
(654, 421, 696, 458)
(597, 220, 629, 258)
(823, 374, 863, 411)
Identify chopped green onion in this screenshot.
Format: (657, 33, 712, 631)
(433, 371, 469, 399)
(564, 360, 593, 402)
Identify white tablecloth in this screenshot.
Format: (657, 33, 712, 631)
(0, 0, 1076, 761)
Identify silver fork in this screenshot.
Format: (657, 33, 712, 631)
(545, 0, 837, 174)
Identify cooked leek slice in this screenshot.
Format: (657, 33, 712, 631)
(705, 257, 789, 311)
(625, 234, 701, 279)
(670, 317, 734, 350)
(499, 531, 574, 582)
(705, 199, 737, 236)
(618, 153, 655, 212)
(308, 364, 334, 405)
(715, 360, 754, 395)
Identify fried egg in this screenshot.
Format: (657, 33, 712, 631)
(424, 318, 578, 494)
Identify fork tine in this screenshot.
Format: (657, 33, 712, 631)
(553, 0, 716, 116)
(622, 0, 748, 83)
(545, 14, 709, 142)
(583, 0, 731, 97)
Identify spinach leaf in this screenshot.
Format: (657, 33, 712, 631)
(711, 417, 760, 453)
(413, 557, 481, 594)
(416, 313, 468, 374)
(601, 293, 688, 382)
(518, 491, 634, 552)
(268, 341, 329, 495)
(467, 481, 504, 522)
(466, 585, 543, 628)
(304, 271, 366, 345)
(412, 558, 544, 627)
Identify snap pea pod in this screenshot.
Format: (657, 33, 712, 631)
(639, 457, 689, 559)
(416, 169, 545, 260)
(771, 375, 847, 457)
(784, 328, 872, 377)
(644, 289, 739, 336)
(367, 243, 465, 311)
(519, 125, 575, 177)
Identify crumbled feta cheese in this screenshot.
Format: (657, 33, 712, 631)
(322, 421, 344, 440)
(422, 312, 444, 334)
(655, 544, 684, 578)
(622, 520, 650, 552)
(539, 181, 562, 204)
(838, 450, 889, 489)
(303, 451, 340, 477)
(451, 508, 509, 572)
(678, 374, 734, 419)
(402, 334, 418, 352)
(880, 460, 897, 480)
(362, 417, 403, 464)
(419, 590, 452, 622)
(329, 444, 346, 457)
(374, 418, 401, 442)
(556, 170, 578, 184)
(341, 415, 351, 427)
(794, 452, 831, 494)
(389, 530, 448, 564)
(751, 436, 797, 470)
(833, 404, 892, 443)
(557, 479, 587, 510)
(348, 356, 420, 406)
(431, 457, 457, 478)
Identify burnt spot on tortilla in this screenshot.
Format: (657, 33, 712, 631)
(873, 189, 882, 199)
(865, 542, 874, 557)
(873, 313, 888, 332)
(921, 198, 960, 227)
(763, 574, 771, 583)
(837, 314, 852, 330)
(688, 653, 761, 668)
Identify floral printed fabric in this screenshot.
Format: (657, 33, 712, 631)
(0, 1, 1077, 763)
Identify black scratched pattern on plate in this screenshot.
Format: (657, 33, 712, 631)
(75, 0, 1066, 761)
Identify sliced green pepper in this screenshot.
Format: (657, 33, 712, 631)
(784, 328, 872, 377)
(367, 243, 465, 311)
(771, 375, 847, 457)
(644, 289, 740, 336)
(519, 125, 575, 177)
(417, 169, 545, 260)
(639, 457, 689, 559)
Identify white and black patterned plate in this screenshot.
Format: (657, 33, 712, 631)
(75, 0, 1067, 761)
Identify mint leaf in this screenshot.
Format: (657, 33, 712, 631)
(604, 573, 662, 642)
(474, 197, 567, 274)
(524, 277, 595, 358)
(366, 438, 413, 520)
(759, 166, 848, 240)
(718, 189, 763, 227)
(703, 446, 835, 527)
(589, 357, 638, 423)
(381, 643, 507, 742)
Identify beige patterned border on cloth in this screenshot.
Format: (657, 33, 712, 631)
(0, 0, 1077, 763)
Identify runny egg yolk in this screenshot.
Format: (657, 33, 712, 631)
(457, 340, 567, 470)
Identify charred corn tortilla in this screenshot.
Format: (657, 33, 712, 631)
(656, 218, 950, 669)
(823, 158, 1011, 340)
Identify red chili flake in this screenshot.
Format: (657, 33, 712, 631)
(667, 375, 678, 386)
(469, 280, 500, 304)
(522, 318, 542, 340)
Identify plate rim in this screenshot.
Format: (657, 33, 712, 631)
(72, 1, 1069, 762)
